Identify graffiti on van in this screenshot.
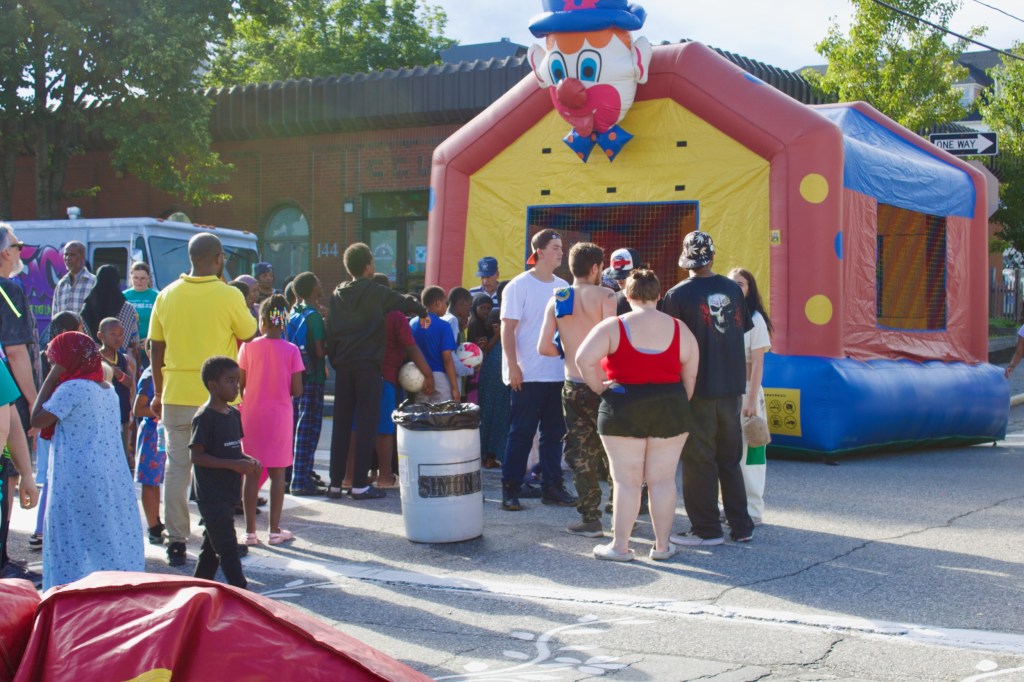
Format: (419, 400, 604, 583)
(17, 244, 69, 337)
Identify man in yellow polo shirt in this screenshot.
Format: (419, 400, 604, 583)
(149, 233, 258, 567)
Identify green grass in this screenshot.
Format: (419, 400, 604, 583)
(990, 317, 1018, 328)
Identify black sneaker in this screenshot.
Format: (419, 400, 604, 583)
(28, 533, 42, 550)
(348, 485, 386, 500)
(148, 523, 167, 546)
(290, 483, 323, 497)
(542, 484, 578, 507)
(501, 483, 522, 511)
(1, 560, 42, 586)
(167, 542, 187, 567)
(519, 483, 542, 499)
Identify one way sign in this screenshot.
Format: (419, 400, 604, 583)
(929, 132, 998, 156)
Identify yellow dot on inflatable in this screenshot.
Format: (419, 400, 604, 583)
(799, 174, 829, 204)
(805, 295, 833, 326)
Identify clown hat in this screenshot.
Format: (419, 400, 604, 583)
(529, 0, 647, 38)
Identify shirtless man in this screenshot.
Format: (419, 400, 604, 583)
(538, 242, 616, 536)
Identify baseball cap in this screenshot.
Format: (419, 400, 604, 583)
(254, 262, 274, 277)
(526, 229, 561, 266)
(678, 231, 715, 269)
(609, 248, 641, 280)
(475, 256, 498, 278)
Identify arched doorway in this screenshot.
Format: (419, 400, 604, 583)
(264, 205, 310, 280)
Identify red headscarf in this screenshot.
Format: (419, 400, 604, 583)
(41, 332, 104, 440)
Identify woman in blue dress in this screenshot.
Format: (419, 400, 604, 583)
(30, 331, 143, 590)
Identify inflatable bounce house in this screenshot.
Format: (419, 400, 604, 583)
(426, 0, 1009, 458)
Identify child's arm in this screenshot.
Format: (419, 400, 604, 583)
(290, 371, 303, 398)
(190, 444, 261, 476)
(238, 369, 247, 400)
(441, 350, 460, 402)
(30, 363, 64, 430)
(133, 391, 157, 420)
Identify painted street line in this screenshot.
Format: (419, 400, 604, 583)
(244, 553, 1024, 657)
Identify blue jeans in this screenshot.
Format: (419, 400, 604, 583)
(502, 382, 566, 490)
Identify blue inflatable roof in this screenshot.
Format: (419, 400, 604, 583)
(818, 107, 976, 219)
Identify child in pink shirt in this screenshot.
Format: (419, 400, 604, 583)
(238, 295, 304, 545)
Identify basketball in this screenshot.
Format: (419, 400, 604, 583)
(398, 362, 426, 393)
(455, 342, 483, 369)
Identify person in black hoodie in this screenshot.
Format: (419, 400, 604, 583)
(325, 243, 428, 500)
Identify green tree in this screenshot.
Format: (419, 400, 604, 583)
(0, 0, 276, 219)
(980, 43, 1024, 255)
(803, 0, 981, 131)
(205, 0, 456, 86)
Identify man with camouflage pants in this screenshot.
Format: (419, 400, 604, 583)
(538, 243, 617, 536)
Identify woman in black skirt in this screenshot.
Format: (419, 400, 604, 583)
(576, 269, 698, 562)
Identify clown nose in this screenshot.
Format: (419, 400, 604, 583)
(556, 78, 587, 108)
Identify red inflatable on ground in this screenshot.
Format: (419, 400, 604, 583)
(0, 579, 39, 682)
(5, 572, 429, 682)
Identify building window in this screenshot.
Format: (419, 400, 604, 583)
(264, 206, 310, 281)
(876, 204, 947, 331)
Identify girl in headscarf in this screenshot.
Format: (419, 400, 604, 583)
(80, 265, 139, 355)
(30, 331, 144, 590)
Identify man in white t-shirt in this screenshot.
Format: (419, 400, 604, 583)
(499, 229, 578, 511)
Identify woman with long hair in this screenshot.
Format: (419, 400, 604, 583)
(576, 269, 699, 561)
(728, 268, 772, 524)
(80, 265, 139, 356)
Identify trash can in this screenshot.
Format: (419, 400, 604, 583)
(392, 401, 483, 543)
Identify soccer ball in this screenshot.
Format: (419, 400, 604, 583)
(398, 362, 426, 393)
(455, 342, 483, 369)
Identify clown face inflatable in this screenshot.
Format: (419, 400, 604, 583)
(527, 0, 652, 162)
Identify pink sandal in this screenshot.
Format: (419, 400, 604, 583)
(242, 533, 262, 546)
(268, 529, 295, 546)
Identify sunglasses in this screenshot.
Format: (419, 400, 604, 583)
(7, 243, 24, 251)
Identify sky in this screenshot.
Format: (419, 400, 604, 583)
(432, 0, 1024, 71)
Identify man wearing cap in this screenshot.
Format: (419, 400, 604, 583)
(469, 257, 502, 306)
(253, 262, 277, 305)
(499, 229, 577, 511)
(661, 231, 755, 546)
(608, 247, 642, 315)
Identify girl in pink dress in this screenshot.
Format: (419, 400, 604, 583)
(239, 295, 304, 545)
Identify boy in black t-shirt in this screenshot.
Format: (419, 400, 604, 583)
(189, 356, 261, 589)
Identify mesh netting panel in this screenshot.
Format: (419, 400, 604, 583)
(876, 204, 947, 331)
(526, 202, 698, 292)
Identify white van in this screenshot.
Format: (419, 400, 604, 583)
(5, 215, 260, 336)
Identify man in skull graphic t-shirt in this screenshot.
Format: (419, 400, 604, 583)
(662, 231, 755, 545)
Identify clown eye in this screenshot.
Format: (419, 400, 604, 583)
(577, 50, 602, 82)
(549, 52, 567, 84)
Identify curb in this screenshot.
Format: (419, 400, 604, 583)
(1013, 393, 1024, 408)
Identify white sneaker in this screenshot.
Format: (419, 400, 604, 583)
(593, 542, 635, 562)
(669, 532, 724, 547)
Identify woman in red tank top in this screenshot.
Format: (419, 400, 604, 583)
(577, 269, 699, 562)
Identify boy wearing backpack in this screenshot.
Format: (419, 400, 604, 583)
(287, 272, 327, 496)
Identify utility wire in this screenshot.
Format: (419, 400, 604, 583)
(969, 0, 1024, 26)
(869, 0, 1024, 61)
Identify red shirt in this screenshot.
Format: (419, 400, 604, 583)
(381, 310, 415, 384)
(602, 318, 681, 384)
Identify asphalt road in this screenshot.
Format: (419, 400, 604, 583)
(8, 395, 1024, 681)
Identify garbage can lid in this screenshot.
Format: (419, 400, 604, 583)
(392, 400, 481, 431)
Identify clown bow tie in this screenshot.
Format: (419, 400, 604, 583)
(564, 125, 633, 163)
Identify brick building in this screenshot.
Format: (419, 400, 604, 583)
(9, 44, 823, 294)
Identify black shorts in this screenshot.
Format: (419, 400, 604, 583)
(597, 382, 692, 439)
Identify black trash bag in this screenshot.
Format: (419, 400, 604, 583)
(392, 400, 481, 431)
